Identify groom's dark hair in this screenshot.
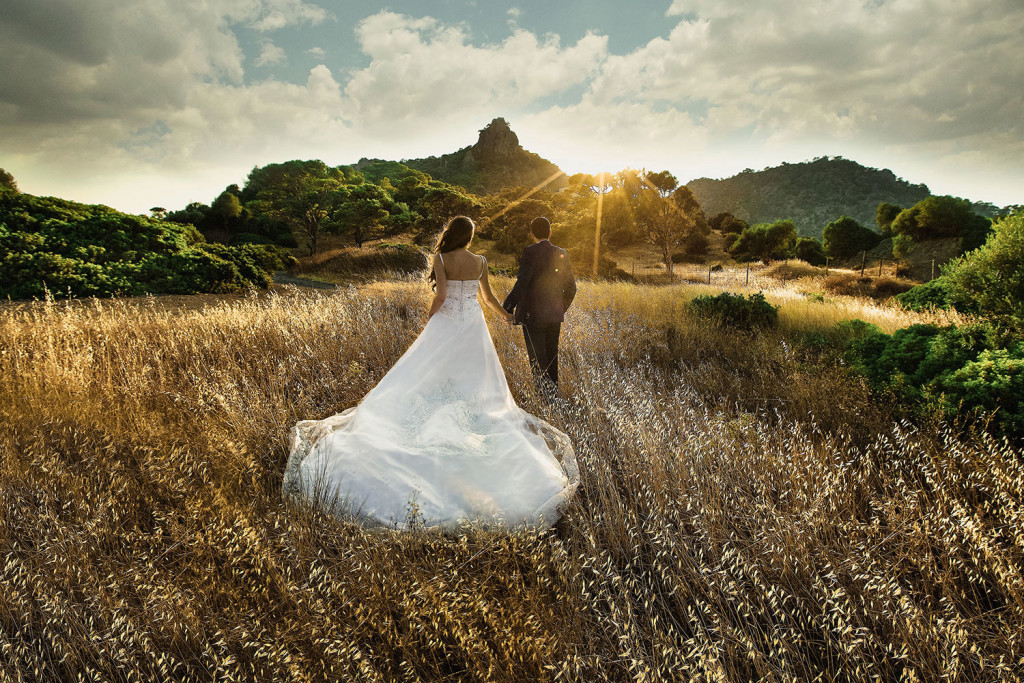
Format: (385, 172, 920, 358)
(530, 216, 551, 239)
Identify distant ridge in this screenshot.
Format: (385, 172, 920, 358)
(387, 118, 567, 195)
(686, 157, 932, 238)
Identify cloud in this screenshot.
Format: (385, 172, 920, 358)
(1, 1, 1021, 212)
(602, 0, 1024, 148)
(255, 41, 287, 67)
(345, 12, 608, 137)
(549, 0, 1023, 200)
(243, 0, 328, 32)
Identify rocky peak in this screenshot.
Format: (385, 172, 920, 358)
(471, 118, 520, 159)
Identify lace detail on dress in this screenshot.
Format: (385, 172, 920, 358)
(438, 279, 480, 321)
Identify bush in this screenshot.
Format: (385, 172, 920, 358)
(794, 236, 826, 266)
(943, 209, 1024, 331)
(0, 191, 279, 299)
(870, 275, 915, 298)
(895, 277, 978, 314)
(728, 220, 797, 263)
(822, 216, 882, 259)
(689, 291, 778, 329)
(836, 318, 1022, 437)
(891, 195, 992, 250)
(936, 348, 1024, 435)
(822, 273, 875, 297)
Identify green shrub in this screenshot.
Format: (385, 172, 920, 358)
(0, 191, 281, 299)
(794, 236, 826, 266)
(727, 220, 797, 263)
(936, 348, 1024, 435)
(943, 209, 1024, 331)
(835, 318, 1022, 438)
(823, 216, 882, 259)
(689, 291, 778, 329)
(894, 278, 957, 311)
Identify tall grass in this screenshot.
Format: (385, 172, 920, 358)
(1, 281, 1021, 681)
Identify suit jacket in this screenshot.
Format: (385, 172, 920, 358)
(502, 240, 577, 325)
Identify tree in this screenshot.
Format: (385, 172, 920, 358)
(166, 202, 210, 228)
(271, 176, 343, 255)
(1, 169, 18, 192)
(646, 170, 678, 197)
(415, 186, 481, 243)
(710, 212, 747, 235)
(333, 183, 392, 247)
(876, 202, 902, 236)
(149, 207, 167, 220)
(728, 220, 797, 263)
(891, 233, 915, 261)
(240, 160, 337, 203)
(624, 171, 707, 275)
(488, 197, 551, 253)
(822, 216, 882, 259)
(209, 191, 243, 237)
(943, 210, 1024, 331)
(891, 195, 991, 251)
(794, 236, 826, 265)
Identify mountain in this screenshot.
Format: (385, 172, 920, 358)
(389, 118, 568, 195)
(686, 157, 932, 238)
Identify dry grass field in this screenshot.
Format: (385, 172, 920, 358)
(1, 278, 1021, 681)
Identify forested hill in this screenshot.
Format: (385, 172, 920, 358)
(362, 118, 568, 195)
(686, 157, 932, 238)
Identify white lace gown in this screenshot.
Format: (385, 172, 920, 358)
(282, 275, 579, 530)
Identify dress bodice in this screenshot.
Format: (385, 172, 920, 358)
(439, 279, 481, 321)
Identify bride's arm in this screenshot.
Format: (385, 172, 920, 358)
(479, 263, 514, 323)
(427, 254, 447, 319)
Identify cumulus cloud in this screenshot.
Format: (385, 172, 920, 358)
(255, 41, 287, 67)
(344, 12, 608, 137)
(1, 1, 1021, 211)
(602, 0, 1024, 147)
(576, 0, 1024, 200)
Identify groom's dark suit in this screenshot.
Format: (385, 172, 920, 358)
(502, 239, 577, 388)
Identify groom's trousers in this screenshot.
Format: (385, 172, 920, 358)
(522, 322, 561, 389)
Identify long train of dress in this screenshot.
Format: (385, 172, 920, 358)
(282, 277, 579, 529)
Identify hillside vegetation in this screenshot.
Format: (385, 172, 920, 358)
(0, 189, 291, 299)
(687, 157, 932, 238)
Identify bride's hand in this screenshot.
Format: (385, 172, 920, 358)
(503, 311, 515, 325)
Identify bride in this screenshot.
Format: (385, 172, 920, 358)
(282, 216, 579, 529)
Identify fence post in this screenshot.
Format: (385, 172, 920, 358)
(931, 259, 935, 281)
(825, 256, 830, 274)
(707, 264, 712, 284)
(860, 251, 866, 276)
(878, 258, 883, 276)
(745, 262, 749, 285)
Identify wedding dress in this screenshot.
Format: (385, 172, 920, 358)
(282, 258, 579, 530)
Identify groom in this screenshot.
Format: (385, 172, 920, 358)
(503, 217, 577, 394)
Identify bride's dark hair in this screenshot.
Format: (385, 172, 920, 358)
(428, 216, 475, 288)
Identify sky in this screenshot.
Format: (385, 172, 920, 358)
(1, 0, 1022, 214)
